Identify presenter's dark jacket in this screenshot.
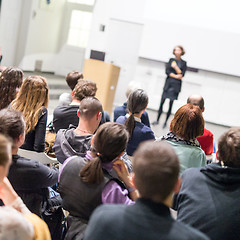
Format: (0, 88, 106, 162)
(84, 198, 209, 240)
(162, 58, 187, 100)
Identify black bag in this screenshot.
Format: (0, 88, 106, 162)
(42, 189, 67, 240)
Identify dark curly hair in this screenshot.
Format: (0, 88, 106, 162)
(0, 67, 23, 110)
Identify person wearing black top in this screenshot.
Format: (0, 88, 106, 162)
(152, 46, 187, 128)
(0, 109, 58, 216)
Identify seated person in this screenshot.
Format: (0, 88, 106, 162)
(174, 127, 240, 240)
(53, 97, 103, 164)
(0, 108, 59, 216)
(0, 67, 23, 110)
(11, 75, 49, 152)
(160, 104, 206, 173)
(58, 71, 84, 106)
(0, 134, 51, 240)
(114, 82, 150, 127)
(116, 89, 155, 156)
(84, 141, 209, 240)
(53, 79, 110, 133)
(57, 122, 138, 239)
(187, 94, 214, 155)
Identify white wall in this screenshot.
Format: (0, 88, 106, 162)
(134, 58, 240, 127)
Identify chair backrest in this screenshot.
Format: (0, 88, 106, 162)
(18, 148, 58, 165)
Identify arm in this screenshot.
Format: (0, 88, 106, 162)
(166, 59, 183, 80)
(113, 160, 139, 201)
(34, 108, 48, 152)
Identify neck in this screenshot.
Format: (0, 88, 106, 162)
(74, 120, 95, 135)
(150, 193, 173, 208)
(175, 56, 181, 60)
(12, 147, 18, 155)
(70, 98, 80, 105)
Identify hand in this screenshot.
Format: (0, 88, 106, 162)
(175, 74, 183, 80)
(171, 61, 177, 68)
(113, 160, 133, 188)
(0, 177, 18, 205)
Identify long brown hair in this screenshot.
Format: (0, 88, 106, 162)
(125, 89, 148, 138)
(0, 67, 23, 110)
(11, 76, 49, 133)
(80, 122, 129, 184)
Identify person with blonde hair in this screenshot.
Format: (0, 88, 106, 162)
(0, 66, 23, 110)
(11, 75, 49, 152)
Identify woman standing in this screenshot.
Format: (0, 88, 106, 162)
(152, 45, 187, 128)
(11, 75, 49, 152)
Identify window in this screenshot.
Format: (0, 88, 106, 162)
(67, 10, 92, 48)
(67, 0, 95, 5)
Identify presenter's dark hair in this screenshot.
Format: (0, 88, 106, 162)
(125, 89, 148, 138)
(218, 127, 240, 168)
(173, 45, 185, 56)
(170, 104, 204, 140)
(66, 71, 84, 90)
(80, 122, 129, 184)
(0, 67, 23, 110)
(133, 141, 179, 201)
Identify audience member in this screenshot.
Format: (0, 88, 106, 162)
(84, 141, 209, 240)
(116, 89, 155, 156)
(0, 134, 51, 240)
(11, 75, 49, 152)
(0, 67, 23, 110)
(58, 71, 84, 106)
(160, 104, 206, 173)
(0, 108, 58, 216)
(53, 97, 103, 163)
(187, 94, 214, 155)
(114, 82, 150, 127)
(53, 79, 110, 133)
(57, 122, 137, 240)
(174, 127, 240, 240)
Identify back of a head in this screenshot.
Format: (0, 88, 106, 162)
(126, 89, 148, 137)
(170, 104, 204, 141)
(187, 94, 204, 111)
(125, 81, 142, 98)
(81, 122, 129, 184)
(11, 75, 49, 133)
(73, 79, 97, 101)
(66, 71, 84, 90)
(0, 109, 25, 146)
(0, 67, 23, 110)
(79, 97, 103, 120)
(218, 127, 240, 168)
(133, 141, 179, 202)
(0, 207, 34, 240)
(0, 134, 12, 168)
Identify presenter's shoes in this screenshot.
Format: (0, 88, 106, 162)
(162, 122, 167, 129)
(152, 121, 159, 126)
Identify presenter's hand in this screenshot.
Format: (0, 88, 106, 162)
(176, 74, 183, 80)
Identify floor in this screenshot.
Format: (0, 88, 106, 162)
(25, 72, 230, 149)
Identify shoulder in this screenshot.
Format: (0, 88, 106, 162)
(174, 220, 210, 240)
(204, 128, 213, 137)
(116, 116, 126, 124)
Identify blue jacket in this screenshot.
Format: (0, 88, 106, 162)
(116, 116, 155, 156)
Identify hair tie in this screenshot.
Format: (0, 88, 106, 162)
(96, 152, 101, 157)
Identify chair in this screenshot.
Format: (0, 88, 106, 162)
(18, 148, 58, 165)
